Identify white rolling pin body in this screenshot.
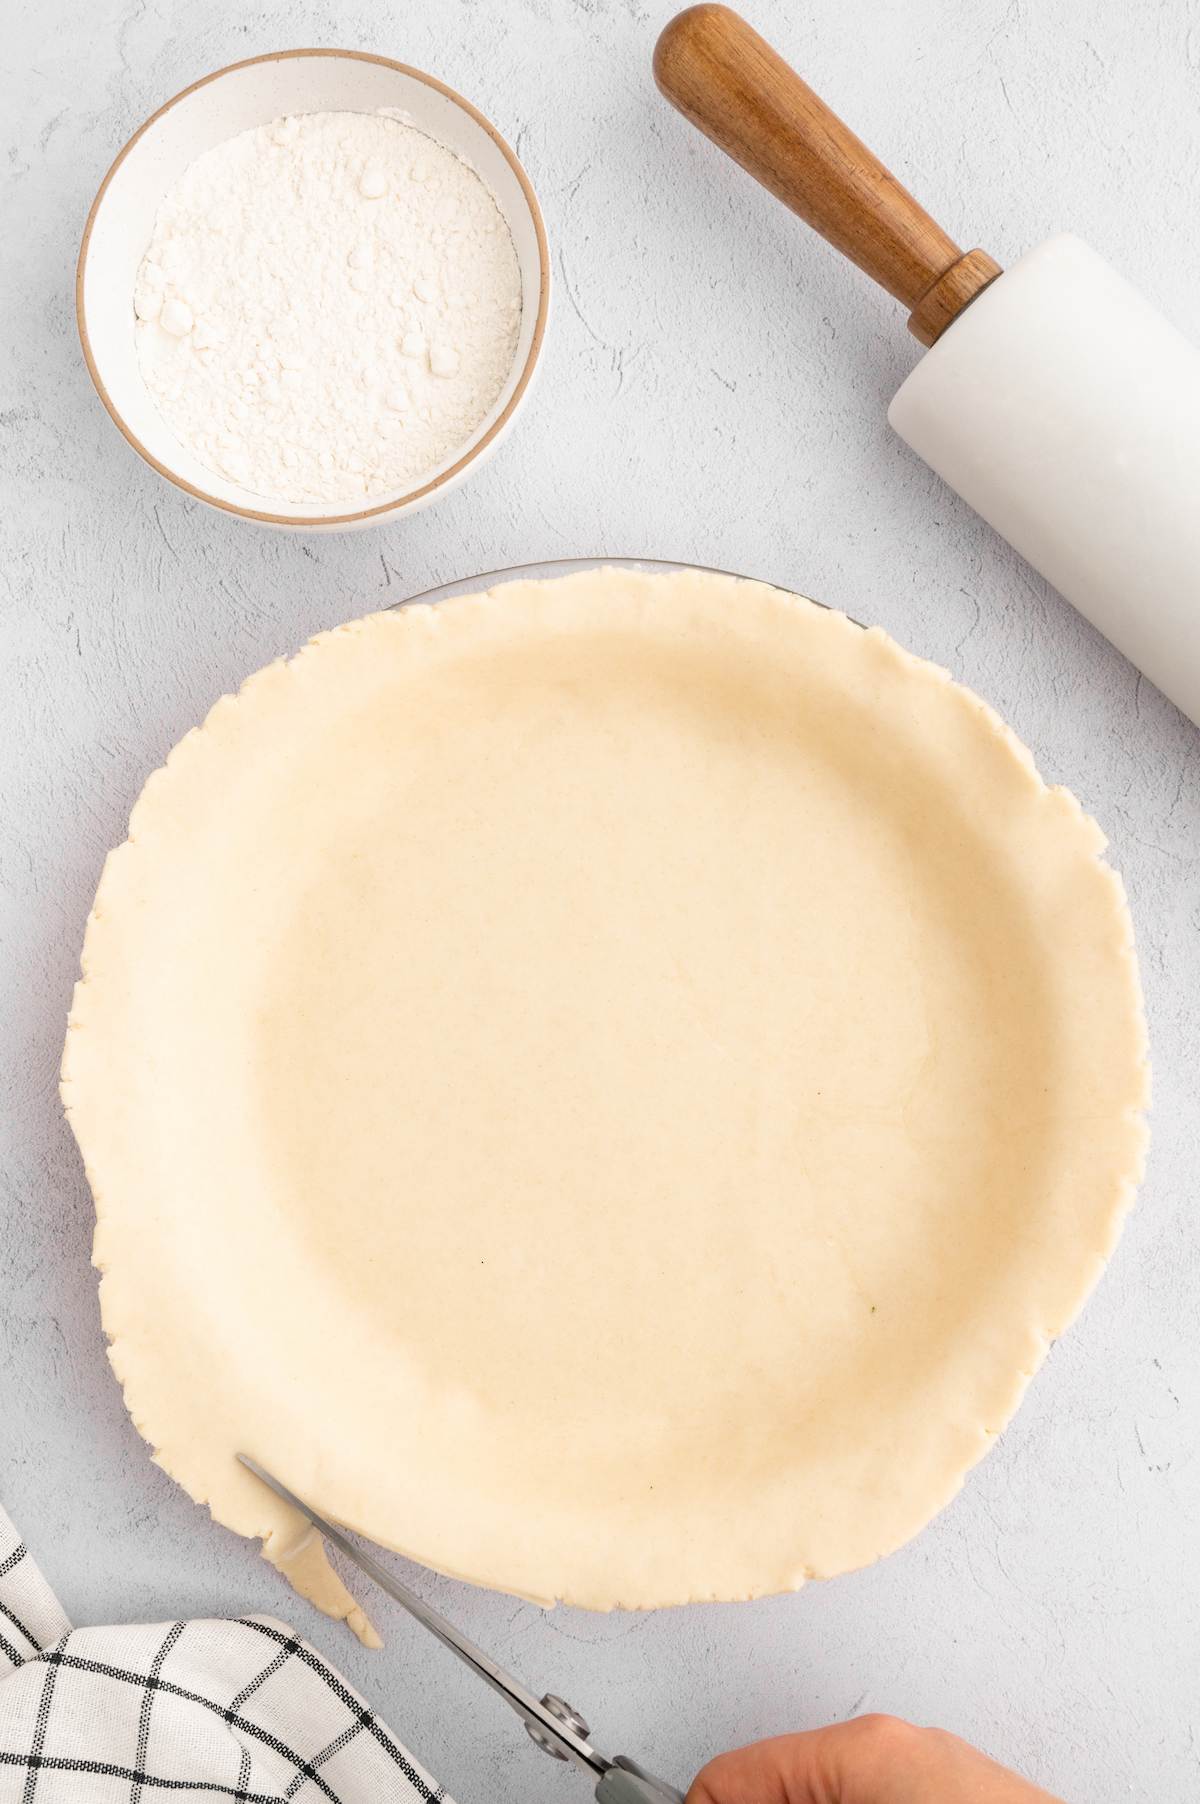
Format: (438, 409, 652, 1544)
(889, 234, 1200, 724)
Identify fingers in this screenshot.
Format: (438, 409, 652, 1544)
(686, 1716, 1065, 1804)
(687, 1718, 925, 1804)
(687, 1722, 877, 1804)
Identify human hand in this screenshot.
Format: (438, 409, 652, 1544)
(687, 1716, 1064, 1804)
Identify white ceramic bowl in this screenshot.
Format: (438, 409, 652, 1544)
(77, 50, 550, 531)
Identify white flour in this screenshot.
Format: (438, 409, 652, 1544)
(134, 110, 522, 506)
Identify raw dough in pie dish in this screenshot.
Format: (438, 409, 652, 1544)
(62, 566, 1147, 1636)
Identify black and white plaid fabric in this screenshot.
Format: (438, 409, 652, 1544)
(0, 1507, 449, 1803)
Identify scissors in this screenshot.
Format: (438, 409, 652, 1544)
(238, 1455, 686, 1804)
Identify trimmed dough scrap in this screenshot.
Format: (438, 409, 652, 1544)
(62, 567, 1148, 1637)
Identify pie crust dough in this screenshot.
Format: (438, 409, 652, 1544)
(62, 568, 1148, 1636)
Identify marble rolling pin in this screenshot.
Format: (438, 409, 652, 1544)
(655, 4, 1200, 726)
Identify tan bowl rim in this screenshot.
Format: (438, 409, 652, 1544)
(76, 47, 551, 528)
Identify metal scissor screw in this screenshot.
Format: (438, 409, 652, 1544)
(527, 1694, 591, 1761)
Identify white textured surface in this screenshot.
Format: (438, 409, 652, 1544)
(2, 2, 1197, 1801)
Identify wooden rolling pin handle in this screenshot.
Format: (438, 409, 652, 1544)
(653, 4, 1001, 345)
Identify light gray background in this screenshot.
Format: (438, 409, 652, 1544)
(3, 1, 1198, 1799)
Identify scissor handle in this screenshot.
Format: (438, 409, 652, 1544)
(596, 1755, 687, 1804)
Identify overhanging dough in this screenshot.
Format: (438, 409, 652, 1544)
(61, 567, 1148, 1633)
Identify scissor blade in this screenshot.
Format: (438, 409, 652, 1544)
(236, 1453, 605, 1778)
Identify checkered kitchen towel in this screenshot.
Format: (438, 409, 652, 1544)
(0, 1506, 449, 1802)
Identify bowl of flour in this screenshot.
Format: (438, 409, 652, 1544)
(77, 51, 549, 529)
